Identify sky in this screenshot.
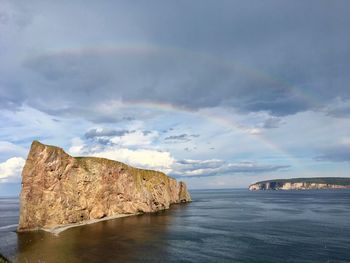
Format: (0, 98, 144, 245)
(0, 0, 350, 195)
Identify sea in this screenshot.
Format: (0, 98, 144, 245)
(1, 189, 350, 263)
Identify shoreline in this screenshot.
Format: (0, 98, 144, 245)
(17, 202, 191, 235)
(249, 187, 350, 191)
(41, 213, 140, 235)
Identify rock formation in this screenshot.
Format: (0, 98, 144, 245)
(249, 177, 350, 191)
(18, 141, 191, 232)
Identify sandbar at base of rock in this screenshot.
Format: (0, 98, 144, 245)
(42, 213, 140, 235)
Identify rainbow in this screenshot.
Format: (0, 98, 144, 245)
(114, 100, 300, 165)
(42, 42, 317, 110)
(39, 43, 308, 165)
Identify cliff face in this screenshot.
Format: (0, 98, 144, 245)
(18, 141, 191, 231)
(249, 178, 350, 191)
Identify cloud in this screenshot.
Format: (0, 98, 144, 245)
(84, 127, 159, 147)
(0, 141, 27, 157)
(175, 159, 225, 169)
(92, 148, 175, 173)
(262, 117, 284, 129)
(246, 128, 262, 135)
(68, 137, 86, 155)
(171, 159, 290, 177)
(164, 133, 199, 143)
(1, 1, 350, 190)
(109, 130, 159, 147)
(323, 98, 350, 118)
(1, 1, 349, 119)
(0, 157, 25, 182)
(315, 144, 350, 162)
(67, 132, 291, 178)
(68, 133, 173, 172)
(19, 48, 316, 117)
(85, 128, 130, 139)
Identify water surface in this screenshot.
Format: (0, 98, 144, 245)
(1, 189, 350, 262)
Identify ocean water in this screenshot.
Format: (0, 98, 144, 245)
(1, 189, 350, 263)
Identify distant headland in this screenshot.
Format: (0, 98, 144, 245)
(249, 177, 350, 191)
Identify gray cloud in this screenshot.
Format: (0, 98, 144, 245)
(262, 117, 284, 129)
(171, 159, 290, 177)
(85, 128, 130, 139)
(0, 1, 349, 119)
(84, 128, 154, 146)
(315, 145, 350, 162)
(0, 79, 26, 111)
(176, 159, 225, 169)
(164, 133, 199, 142)
(323, 98, 350, 118)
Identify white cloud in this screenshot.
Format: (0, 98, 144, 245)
(0, 141, 27, 157)
(110, 130, 159, 147)
(246, 128, 261, 135)
(92, 148, 175, 172)
(68, 137, 86, 155)
(0, 157, 25, 182)
(340, 137, 350, 145)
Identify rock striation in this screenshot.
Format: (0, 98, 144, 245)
(18, 141, 191, 232)
(249, 177, 350, 191)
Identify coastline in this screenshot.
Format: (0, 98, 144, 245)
(42, 213, 141, 235)
(249, 177, 350, 191)
(1, 189, 350, 262)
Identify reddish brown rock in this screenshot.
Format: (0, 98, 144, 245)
(18, 141, 191, 231)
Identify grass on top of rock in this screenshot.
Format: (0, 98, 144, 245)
(74, 155, 171, 192)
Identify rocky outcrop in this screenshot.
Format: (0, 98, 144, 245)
(18, 141, 191, 232)
(0, 253, 10, 263)
(249, 177, 350, 191)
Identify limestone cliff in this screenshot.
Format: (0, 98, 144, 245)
(18, 141, 191, 232)
(249, 177, 350, 191)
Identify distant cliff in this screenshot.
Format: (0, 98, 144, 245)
(18, 141, 191, 232)
(249, 177, 350, 191)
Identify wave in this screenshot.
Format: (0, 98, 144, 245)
(0, 224, 18, 230)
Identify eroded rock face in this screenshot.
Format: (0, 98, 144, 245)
(249, 180, 350, 191)
(18, 141, 191, 231)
